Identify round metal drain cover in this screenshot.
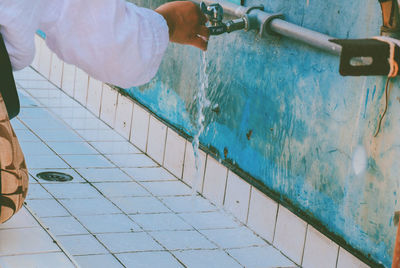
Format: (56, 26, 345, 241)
(36, 172, 73, 182)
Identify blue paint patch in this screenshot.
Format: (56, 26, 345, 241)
(121, 0, 394, 266)
(364, 88, 370, 118)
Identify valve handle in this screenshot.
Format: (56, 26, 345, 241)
(200, 2, 224, 25)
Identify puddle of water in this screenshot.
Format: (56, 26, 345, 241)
(192, 51, 211, 196)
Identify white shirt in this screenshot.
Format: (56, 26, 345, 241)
(0, 0, 169, 88)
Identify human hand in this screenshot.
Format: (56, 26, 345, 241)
(155, 1, 210, 51)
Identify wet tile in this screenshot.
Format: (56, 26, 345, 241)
(38, 43, 52, 79)
(247, 187, 278, 243)
(146, 116, 167, 164)
(123, 167, 176, 182)
(0, 228, 59, 256)
(10, 119, 28, 130)
(0, 207, 39, 229)
(150, 230, 216, 250)
(22, 117, 69, 130)
(106, 154, 158, 168)
(19, 141, 55, 155)
(60, 197, 120, 216)
(49, 53, 63, 88)
(100, 85, 118, 127)
(61, 154, 115, 168)
(179, 212, 239, 230)
(114, 94, 134, 139)
(200, 227, 266, 249)
(42, 183, 102, 199)
(75, 129, 125, 142)
(273, 206, 307, 265)
(64, 117, 109, 130)
(25, 155, 69, 169)
(75, 254, 123, 268)
(47, 141, 98, 155)
(73, 68, 89, 105)
(141, 181, 192, 196)
(18, 107, 54, 119)
(337, 248, 369, 268)
(90, 141, 141, 155)
(227, 246, 296, 268)
(41, 216, 88, 236)
(302, 226, 339, 268)
(130, 104, 150, 151)
(223, 171, 251, 223)
(110, 196, 171, 214)
(35, 129, 84, 142)
(77, 214, 139, 233)
(97, 232, 163, 253)
(28, 89, 66, 99)
(116, 251, 183, 268)
(26, 184, 53, 199)
(163, 129, 186, 178)
(75, 168, 132, 182)
(202, 156, 228, 206)
(18, 80, 56, 90)
(26, 199, 70, 217)
(161, 196, 216, 213)
(130, 213, 193, 231)
(51, 107, 93, 119)
(58, 234, 108, 255)
(86, 77, 103, 116)
(0, 252, 75, 268)
(14, 130, 41, 142)
(14, 67, 45, 81)
(174, 249, 241, 268)
(182, 141, 207, 194)
(93, 182, 149, 197)
(39, 97, 81, 108)
(61, 63, 75, 97)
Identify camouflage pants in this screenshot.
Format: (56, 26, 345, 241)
(0, 93, 28, 223)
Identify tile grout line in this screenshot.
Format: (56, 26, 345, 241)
(23, 204, 81, 268)
(22, 64, 297, 267)
(19, 73, 294, 268)
(245, 186, 253, 225)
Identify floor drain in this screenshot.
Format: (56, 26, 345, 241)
(36, 171, 73, 182)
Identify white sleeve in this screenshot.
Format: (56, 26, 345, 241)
(40, 0, 169, 88)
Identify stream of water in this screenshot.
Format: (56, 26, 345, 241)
(191, 51, 210, 196)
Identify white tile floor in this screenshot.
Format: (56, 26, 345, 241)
(0, 67, 298, 268)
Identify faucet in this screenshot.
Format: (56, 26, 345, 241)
(200, 2, 249, 35)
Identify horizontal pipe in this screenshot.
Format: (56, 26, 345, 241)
(192, 0, 342, 56)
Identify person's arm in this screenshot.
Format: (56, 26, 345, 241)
(40, 0, 209, 88)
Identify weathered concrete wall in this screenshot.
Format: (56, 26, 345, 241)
(126, 0, 398, 266)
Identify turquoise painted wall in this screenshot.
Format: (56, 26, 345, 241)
(126, 0, 398, 266)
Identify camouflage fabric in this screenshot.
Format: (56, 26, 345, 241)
(0, 93, 28, 223)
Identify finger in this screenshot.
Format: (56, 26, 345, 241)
(189, 36, 208, 51)
(198, 10, 208, 25)
(198, 25, 210, 40)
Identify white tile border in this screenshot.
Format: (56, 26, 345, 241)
(30, 34, 371, 268)
(114, 94, 134, 139)
(164, 128, 186, 178)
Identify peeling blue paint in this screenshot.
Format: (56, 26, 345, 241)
(123, 0, 398, 266)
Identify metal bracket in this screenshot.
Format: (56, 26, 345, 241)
(259, 13, 284, 37)
(244, 5, 264, 14)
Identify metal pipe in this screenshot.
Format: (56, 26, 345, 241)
(192, 0, 342, 56)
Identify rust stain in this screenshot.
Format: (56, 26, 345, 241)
(246, 130, 253, 140)
(394, 211, 400, 226)
(212, 106, 220, 114)
(224, 147, 228, 158)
